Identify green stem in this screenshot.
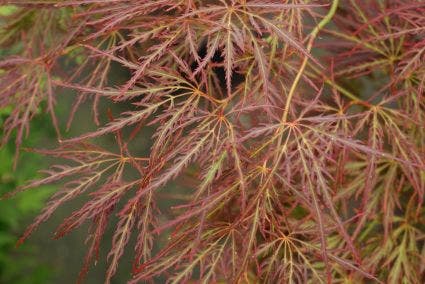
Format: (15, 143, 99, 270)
(281, 0, 340, 123)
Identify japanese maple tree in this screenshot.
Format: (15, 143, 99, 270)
(0, 0, 424, 283)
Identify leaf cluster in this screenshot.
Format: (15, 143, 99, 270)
(0, 1, 424, 283)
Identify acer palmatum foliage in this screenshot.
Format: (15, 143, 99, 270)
(0, 0, 424, 283)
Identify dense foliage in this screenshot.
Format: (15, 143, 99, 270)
(0, 0, 424, 283)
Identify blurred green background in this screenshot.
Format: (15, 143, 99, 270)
(0, 110, 121, 284)
(0, 90, 139, 284)
(0, 5, 134, 283)
(0, 112, 53, 284)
